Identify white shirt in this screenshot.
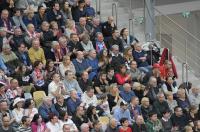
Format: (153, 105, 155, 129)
(46, 121, 62, 132)
(81, 92, 98, 108)
(12, 108, 24, 124)
(60, 119, 78, 131)
(48, 81, 63, 98)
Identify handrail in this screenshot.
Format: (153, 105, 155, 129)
(96, 0, 101, 20)
(112, 3, 118, 27)
(128, 19, 133, 35)
(154, 7, 200, 43)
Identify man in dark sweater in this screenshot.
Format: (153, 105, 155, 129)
(153, 92, 170, 118)
(160, 110, 173, 132)
(107, 29, 124, 52)
(171, 106, 189, 131)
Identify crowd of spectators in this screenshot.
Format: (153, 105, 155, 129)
(0, 0, 200, 132)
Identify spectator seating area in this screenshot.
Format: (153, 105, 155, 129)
(0, 0, 200, 132)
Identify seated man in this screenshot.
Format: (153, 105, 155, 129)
(72, 106, 89, 131)
(1, 44, 20, 74)
(120, 83, 136, 103)
(66, 90, 82, 116)
(17, 116, 32, 131)
(86, 49, 100, 80)
(153, 92, 170, 118)
(128, 60, 143, 82)
(145, 112, 163, 132)
(105, 118, 118, 132)
(63, 70, 82, 94)
(107, 29, 124, 52)
(38, 96, 59, 122)
(81, 87, 97, 109)
(113, 101, 132, 125)
(0, 115, 15, 132)
(110, 45, 125, 72)
(76, 17, 92, 39)
(28, 38, 46, 66)
(78, 71, 93, 92)
(132, 43, 152, 73)
(72, 51, 92, 77)
(48, 73, 67, 98)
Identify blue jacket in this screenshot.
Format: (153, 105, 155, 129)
(38, 103, 59, 122)
(72, 59, 90, 77)
(66, 97, 81, 116)
(120, 90, 136, 103)
(132, 50, 149, 67)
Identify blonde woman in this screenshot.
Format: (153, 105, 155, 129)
(59, 55, 76, 78)
(64, 19, 77, 38)
(123, 47, 134, 69)
(166, 91, 177, 112)
(107, 83, 123, 111)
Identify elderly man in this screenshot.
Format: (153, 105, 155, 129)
(1, 44, 20, 74)
(133, 43, 152, 73)
(66, 90, 82, 116)
(189, 87, 200, 108)
(72, 51, 92, 77)
(132, 115, 147, 131)
(80, 123, 90, 132)
(38, 96, 59, 122)
(76, 17, 92, 39)
(0, 9, 14, 33)
(28, 38, 46, 65)
(105, 118, 119, 132)
(102, 16, 117, 41)
(153, 92, 170, 118)
(110, 45, 125, 72)
(120, 83, 136, 103)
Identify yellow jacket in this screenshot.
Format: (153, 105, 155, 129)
(28, 47, 46, 66)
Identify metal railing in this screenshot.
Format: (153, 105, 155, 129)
(112, 3, 118, 27)
(129, 19, 134, 36)
(155, 7, 200, 79)
(95, 0, 101, 20)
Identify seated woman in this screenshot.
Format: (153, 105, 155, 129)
(31, 114, 48, 132)
(59, 55, 76, 79)
(119, 118, 132, 132)
(64, 19, 77, 38)
(12, 97, 25, 127)
(24, 99, 38, 121)
(31, 61, 47, 95)
(120, 28, 138, 49)
(115, 64, 131, 85)
(107, 83, 123, 111)
(44, 59, 57, 84)
(162, 76, 178, 95)
(123, 47, 134, 69)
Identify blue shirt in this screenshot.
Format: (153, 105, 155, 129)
(113, 107, 131, 124)
(66, 97, 81, 116)
(120, 90, 136, 103)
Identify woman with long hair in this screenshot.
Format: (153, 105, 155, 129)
(61, 1, 72, 21)
(59, 55, 76, 78)
(64, 19, 77, 38)
(24, 99, 38, 121)
(115, 64, 131, 85)
(86, 105, 99, 122)
(35, 6, 47, 29)
(98, 49, 111, 71)
(45, 59, 57, 83)
(31, 114, 48, 132)
(123, 47, 134, 69)
(120, 28, 138, 48)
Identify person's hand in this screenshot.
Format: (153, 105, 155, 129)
(98, 61, 104, 67)
(111, 22, 115, 28)
(56, 15, 62, 20)
(86, 66, 92, 72)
